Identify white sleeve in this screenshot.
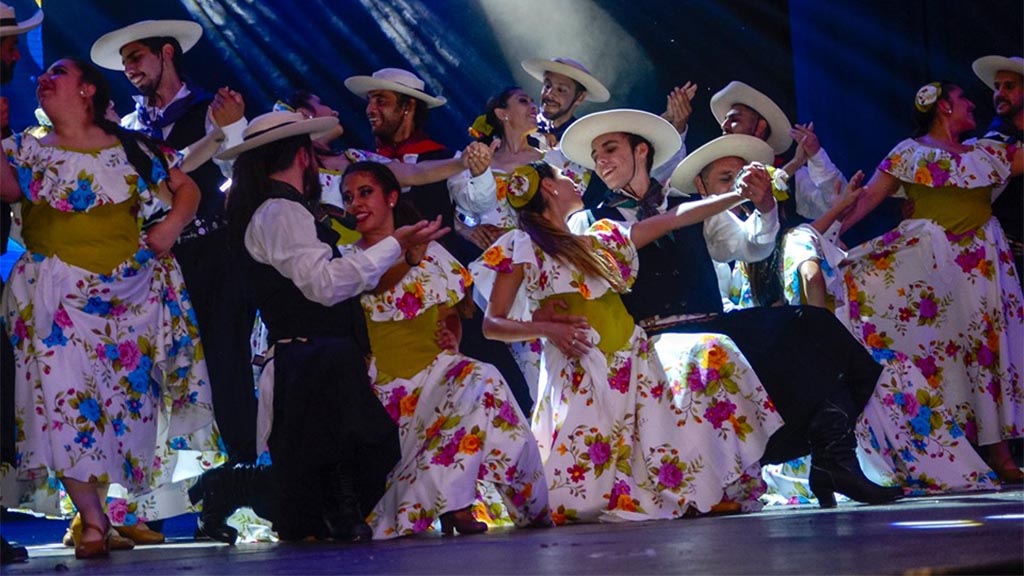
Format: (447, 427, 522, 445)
(209, 116, 248, 179)
(703, 205, 779, 263)
(448, 167, 498, 216)
(795, 147, 847, 219)
(244, 199, 402, 305)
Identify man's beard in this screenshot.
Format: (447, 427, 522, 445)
(996, 98, 1023, 120)
(0, 59, 14, 85)
(541, 100, 573, 125)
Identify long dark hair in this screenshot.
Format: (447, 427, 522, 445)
(67, 57, 169, 191)
(341, 161, 421, 227)
(225, 134, 319, 248)
(515, 161, 628, 293)
(911, 81, 959, 138)
(473, 86, 521, 145)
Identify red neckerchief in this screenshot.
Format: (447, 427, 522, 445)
(376, 131, 447, 160)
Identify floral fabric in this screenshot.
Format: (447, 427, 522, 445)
(471, 220, 783, 522)
(1, 132, 221, 522)
(339, 242, 548, 538)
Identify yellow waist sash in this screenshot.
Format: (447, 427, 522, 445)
(540, 290, 634, 356)
(906, 184, 992, 235)
(21, 200, 140, 275)
(366, 306, 443, 381)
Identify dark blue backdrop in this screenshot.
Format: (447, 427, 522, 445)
(4, 0, 1022, 177)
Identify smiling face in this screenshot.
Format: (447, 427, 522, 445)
(992, 70, 1023, 119)
(540, 71, 584, 124)
(590, 132, 648, 191)
(695, 156, 746, 197)
(943, 85, 976, 133)
(36, 58, 92, 117)
(365, 89, 413, 139)
(341, 170, 399, 235)
(119, 40, 169, 97)
(720, 103, 770, 141)
(496, 88, 539, 134)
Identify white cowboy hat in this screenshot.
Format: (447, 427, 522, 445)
(215, 111, 339, 160)
(0, 2, 42, 37)
(561, 109, 681, 172)
(344, 68, 447, 108)
(521, 57, 610, 103)
(710, 81, 793, 155)
(90, 20, 203, 71)
(972, 55, 1024, 90)
(669, 134, 774, 196)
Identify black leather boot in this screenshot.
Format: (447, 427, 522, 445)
(323, 462, 372, 542)
(808, 396, 904, 508)
(190, 463, 268, 545)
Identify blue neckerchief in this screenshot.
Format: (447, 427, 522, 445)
(135, 89, 210, 141)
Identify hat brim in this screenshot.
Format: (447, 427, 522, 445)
(710, 82, 793, 155)
(561, 109, 681, 174)
(972, 55, 1024, 90)
(344, 76, 446, 108)
(669, 135, 775, 196)
(0, 9, 42, 37)
(216, 116, 339, 161)
(90, 20, 203, 70)
(521, 59, 610, 103)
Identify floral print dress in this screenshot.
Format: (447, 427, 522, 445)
(834, 140, 1022, 449)
(471, 220, 783, 523)
(338, 242, 548, 538)
(1, 132, 221, 523)
(760, 140, 1018, 501)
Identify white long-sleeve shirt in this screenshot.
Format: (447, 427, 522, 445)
(244, 197, 401, 306)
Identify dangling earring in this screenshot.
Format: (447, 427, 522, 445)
(389, 202, 395, 208)
(79, 90, 86, 97)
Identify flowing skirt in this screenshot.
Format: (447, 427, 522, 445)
(535, 326, 783, 524)
(368, 352, 549, 538)
(831, 218, 1023, 447)
(1, 248, 221, 522)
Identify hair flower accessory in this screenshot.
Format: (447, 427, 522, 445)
(508, 164, 541, 208)
(914, 83, 942, 113)
(468, 114, 494, 140)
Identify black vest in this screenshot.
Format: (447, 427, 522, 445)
(160, 92, 226, 223)
(243, 186, 370, 355)
(587, 193, 723, 322)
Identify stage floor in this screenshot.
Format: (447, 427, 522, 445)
(2, 488, 1022, 575)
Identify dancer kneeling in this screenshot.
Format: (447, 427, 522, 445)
(338, 162, 549, 538)
(471, 160, 787, 522)
(219, 111, 448, 541)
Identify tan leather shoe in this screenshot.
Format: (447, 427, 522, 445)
(114, 522, 166, 545)
(66, 513, 135, 551)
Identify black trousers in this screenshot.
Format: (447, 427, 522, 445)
(659, 305, 883, 464)
(267, 337, 400, 536)
(174, 228, 259, 463)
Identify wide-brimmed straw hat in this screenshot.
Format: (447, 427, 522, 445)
(0, 2, 43, 37)
(669, 134, 774, 196)
(710, 81, 793, 155)
(972, 55, 1024, 90)
(521, 57, 610, 103)
(344, 68, 447, 108)
(560, 109, 680, 171)
(216, 111, 339, 160)
(90, 20, 203, 70)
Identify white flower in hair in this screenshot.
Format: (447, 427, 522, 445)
(915, 84, 941, 112)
